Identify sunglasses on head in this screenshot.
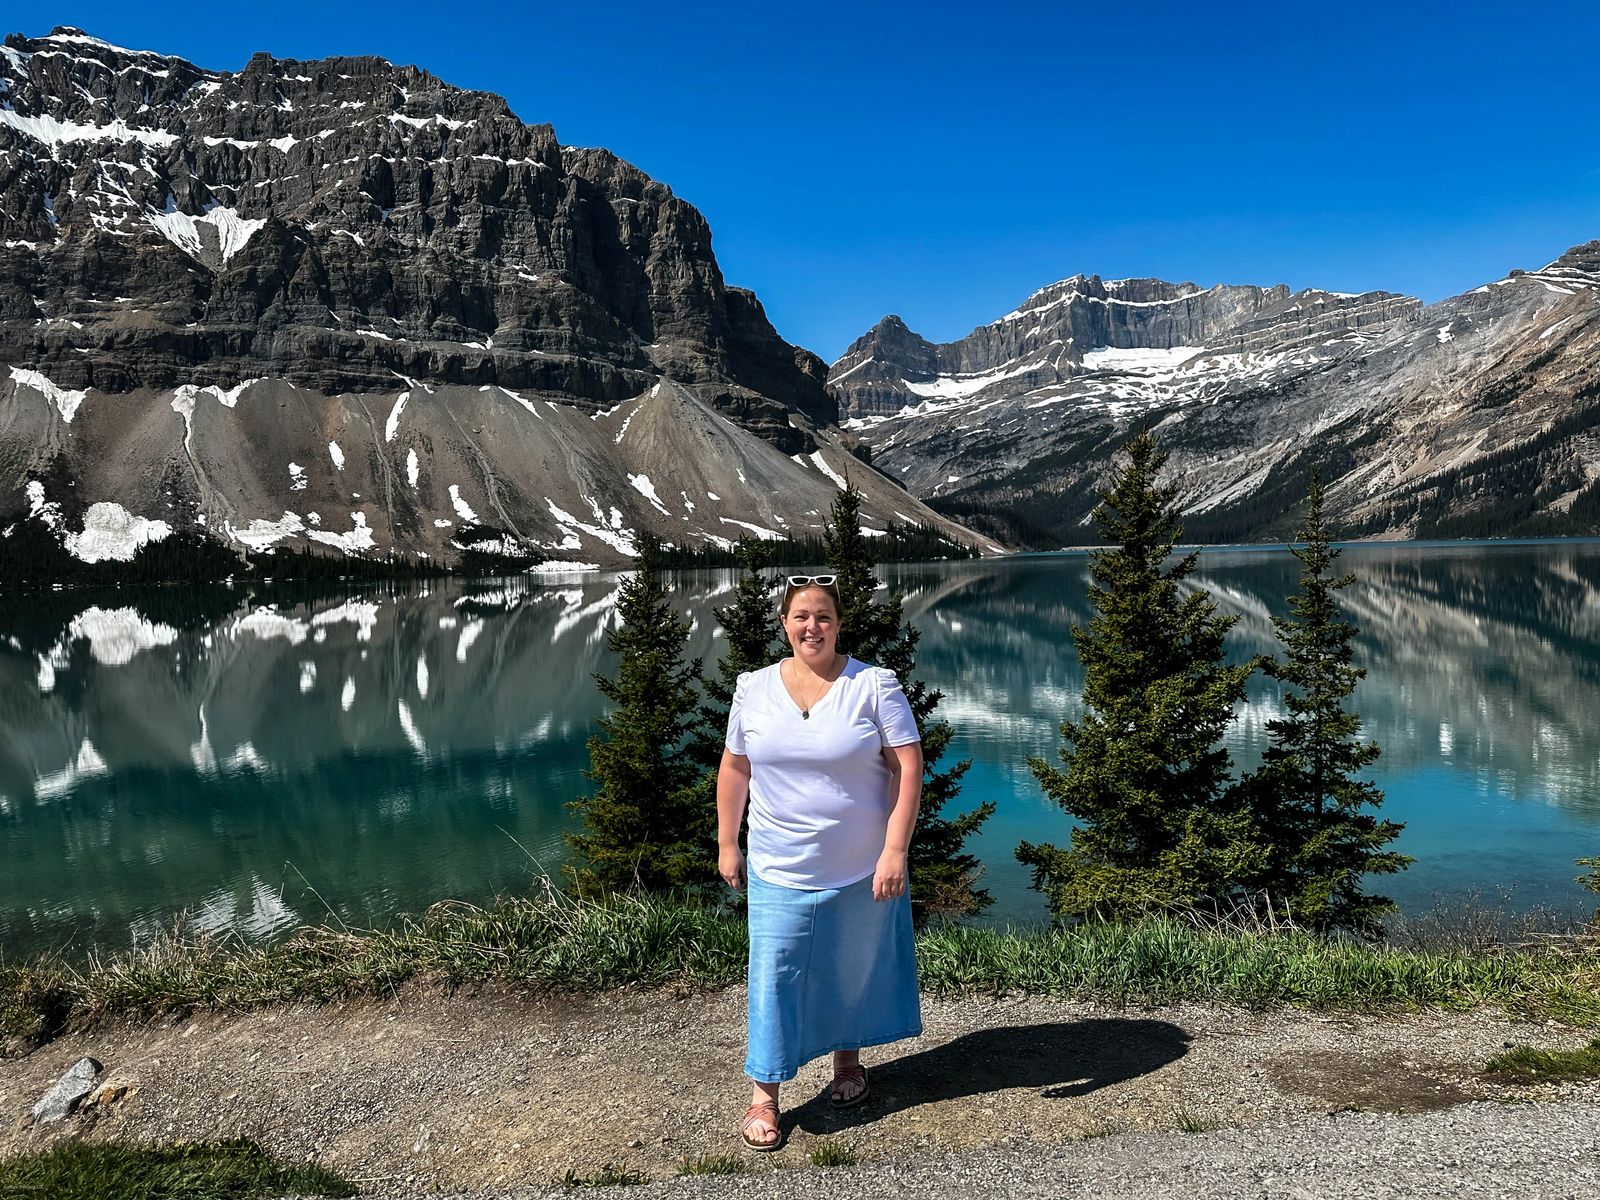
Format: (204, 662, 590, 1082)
(786, 575, 837, 587)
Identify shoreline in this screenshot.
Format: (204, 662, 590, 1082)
(9, 532, 1600, 596)
(5, 894, 1597, 1050)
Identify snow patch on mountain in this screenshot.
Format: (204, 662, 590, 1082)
(627, 472, 670, 515)
(0, 107, 177, 150)
(65, 502, 173, 562)
(718, 517, 783, 541)
(306, 511, 374, 554)
(10, 366, 87, 422)
(809, 451, 849, 489)
(40, 29, 165, 57)
(905, 358, 1051, 402)
(1079, 346, 1198, 373)
(500, 387, 543, 419)
(449, 485, 479, 523)
(546, 499, 636, 557)
(225, 511, 306, 550)
(385, 391, 409, 442)
(25, 481, 62, 529)
(147, 198, 265, 264)
(170, 381, 260, 449)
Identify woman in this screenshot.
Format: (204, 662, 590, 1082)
(716, 574, 924, 1151)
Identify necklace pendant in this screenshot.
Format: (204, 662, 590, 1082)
(801, 710, 810, 720)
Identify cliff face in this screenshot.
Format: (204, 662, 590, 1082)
(830, 275, 1420, 421)
(831, 249, 1600, 543)
(0, 28, 982, 566)
(0, 29, 839, 429)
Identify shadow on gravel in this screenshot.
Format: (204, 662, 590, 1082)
(786, 1018, 1190, 1135)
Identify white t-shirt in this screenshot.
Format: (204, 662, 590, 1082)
(726, 656, 921, 890)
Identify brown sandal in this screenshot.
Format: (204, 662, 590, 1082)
(829, 1063, 870, 1108)
(740, 1098, 782, 1151)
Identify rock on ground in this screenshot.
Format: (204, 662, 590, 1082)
(29, 1056, 100, 1123)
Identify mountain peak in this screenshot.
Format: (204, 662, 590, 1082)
(25, 26, 165, 59)
(0, 25, 958, 572)
(0, 25, 837, 430)
(830, 269, 1423, 421)
(1542, 240, 1600, 276)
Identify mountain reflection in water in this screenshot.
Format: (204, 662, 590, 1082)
(3, 541, 1598, 957)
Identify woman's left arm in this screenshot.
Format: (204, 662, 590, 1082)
(873, 741, 923, 902)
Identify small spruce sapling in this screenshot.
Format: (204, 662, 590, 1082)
(824, 482, 994, 920)
(703, 539, 783, 731)
(1239, 471, 1410, 935)
(689, 538, 782, 858)
(567, 535, 714, 894)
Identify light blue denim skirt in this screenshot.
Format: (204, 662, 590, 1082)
(744, 869, 922, 1083)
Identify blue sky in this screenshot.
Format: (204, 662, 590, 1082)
(14, 2, 1600, 360)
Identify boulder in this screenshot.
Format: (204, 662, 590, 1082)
(32, 1056, 102, 1122)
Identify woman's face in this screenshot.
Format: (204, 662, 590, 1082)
(782, 587, 840, 663)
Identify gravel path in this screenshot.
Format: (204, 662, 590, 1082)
(3, 986, 1596, 1196)
(510, 1101, 1600, 1200)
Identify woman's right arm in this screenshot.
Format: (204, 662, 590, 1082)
(716, 749, 752, 889)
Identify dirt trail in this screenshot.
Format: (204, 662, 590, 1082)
(1, 986, 1595, 1193)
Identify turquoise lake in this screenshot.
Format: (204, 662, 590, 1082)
(3, 540, 1599, 958)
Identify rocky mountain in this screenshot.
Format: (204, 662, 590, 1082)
(832, 277, 1419, 422)
(0, 27, 983, 571)
(832, 250, 1600, 544)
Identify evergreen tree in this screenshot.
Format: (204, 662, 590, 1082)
(1018, 427, 1261, 920)
(825, 484, 897, 655)
(566, 543, 713, 895)
(824, 483, 995, 920)
(688, 538, 782, 817)
(1242, 473, 1411, 933)
(705, 539, 783, 723)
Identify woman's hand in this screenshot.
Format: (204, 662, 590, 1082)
(872, 848, 908, 902)
(719, 844, 747, 891)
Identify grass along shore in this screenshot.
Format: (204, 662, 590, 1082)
(3, 889, 1598, 1046)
